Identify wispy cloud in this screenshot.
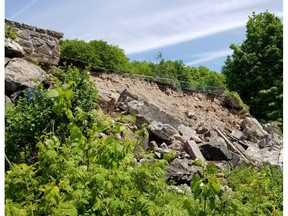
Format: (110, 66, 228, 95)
(119, 0, 282, 54)
(8, 0, 39, 20)
(186, 49, 232, 66)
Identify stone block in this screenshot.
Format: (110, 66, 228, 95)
(185, 140, 205, 161)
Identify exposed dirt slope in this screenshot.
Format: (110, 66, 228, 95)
(90, 72, 244, 133)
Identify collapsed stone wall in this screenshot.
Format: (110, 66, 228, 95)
(5, 19, 63, 65)
(5, 19, 283, 171)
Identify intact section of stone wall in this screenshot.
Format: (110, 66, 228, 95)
(5, 19, 63, 65)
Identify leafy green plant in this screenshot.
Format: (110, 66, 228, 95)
(190, 163, 222, 216)
(194, 159, 203, 166)
(5, 24, 18, 40)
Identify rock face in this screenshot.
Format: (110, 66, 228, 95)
(5, 58, 46, 95)
(5, 19, 63, 65)
(117, 90, 182, 128)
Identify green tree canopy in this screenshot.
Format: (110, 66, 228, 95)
(222, 11, 283, 126)
(60, 39, 132, 72)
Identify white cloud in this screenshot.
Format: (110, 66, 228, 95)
(186, 49, 233, 66)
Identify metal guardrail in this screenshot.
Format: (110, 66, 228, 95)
(129, 73, 225, 95)
(60, 56, 226, 95)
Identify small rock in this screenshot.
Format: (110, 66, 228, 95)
(173, 134, 185, 142)
(196, 125, 209, 134)
(160, 142, 169, 149)
(205, 130, 219, 140)
(169, 140, 185, 152)
(165, 88, 173, 95)
(219, 185, 233, 197)
(258, 135, 272, 149)
(5, 95, 12, 104)
(178, 124, 202, 143)
(202, 137, 212, 143)
(185, 110, 195, 119)
(231, 130, 244, 140)
(149, 141, 158, 150)
(155, 147, 171, 155)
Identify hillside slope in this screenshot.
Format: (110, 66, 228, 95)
(90, 70, 282, 167)
(92, 72, 242, 132)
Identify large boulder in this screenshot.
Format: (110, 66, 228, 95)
(178, 124, 202, 143)
(148, 121, 178, 143)
(258, 133, 282, 149)
(5, 38, 25, 58)
(245, 144, 282, 166)
(165, 158, 202, 184)
(117, 90, 182, 128)
(199, 141, 233, 161)
(240, 117, 268, 142)
(261, 148, 282, 166)
(5, 58, 46, 95)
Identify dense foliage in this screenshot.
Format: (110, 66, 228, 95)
(60, 39, 225, 88)
(5, 66, 282, 215)
(218, 165, 283, 215)
(222, 11, 283, 127)
(131, 58, 225, 87)
(60, 39, 132, 72)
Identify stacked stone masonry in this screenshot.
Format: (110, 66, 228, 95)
(5, 19, 63, 65)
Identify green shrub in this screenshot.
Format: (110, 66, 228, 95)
(5, 66, 99, 165)
(216, 165, 283, 215)
(60, 40, 132, 72)
(5, 24, 17, 40)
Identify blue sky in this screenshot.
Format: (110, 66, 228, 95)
(5, 0, 283, 72)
